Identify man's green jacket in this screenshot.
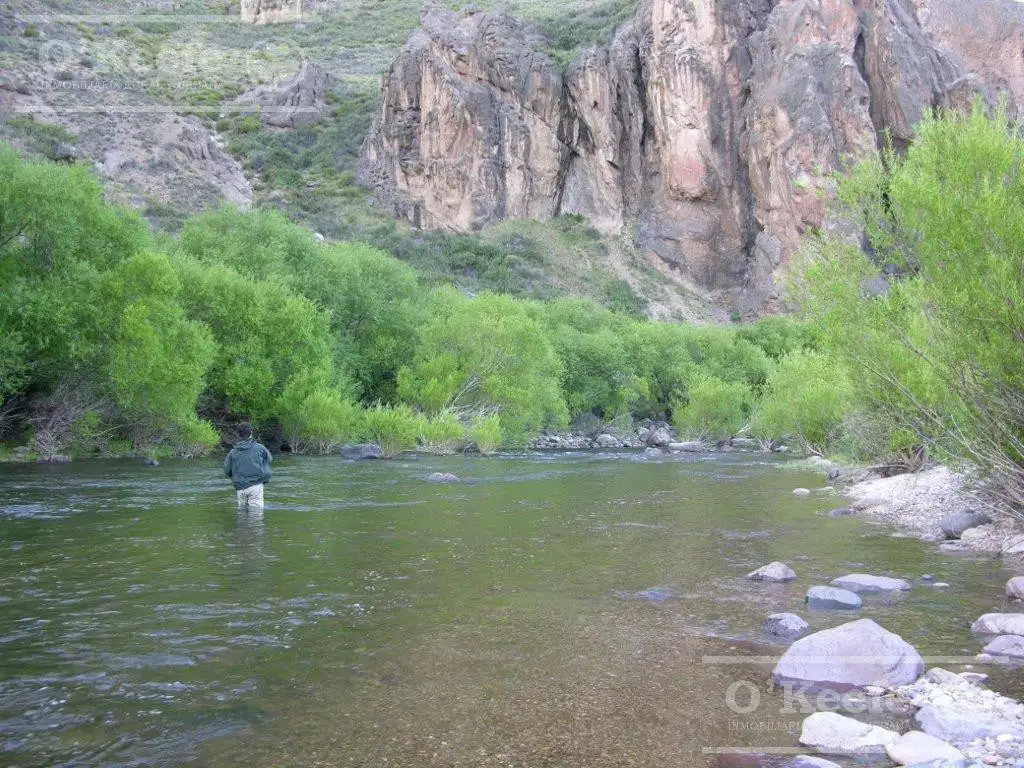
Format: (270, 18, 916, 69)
(224, 438, 272, 491)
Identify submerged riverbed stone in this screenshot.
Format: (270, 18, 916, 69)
(807, 586, 862, 609)
(773, 619, 924, 689)
(643, 447, 663, 457)
(798, 712, 899, 755)
(971, 613, 1024, 636)
(1008, 577, 1024, 601)
(981, 634, 1024, 660)
(784, 757, 841, 768)
(827, 507, 856, 517)
(765, 612, 809, 638)
(425, 472, 460, 483)
(886, 730, 965, 765)
(940, 510, 993, 539)
(747, 562, 796, 582)
(830, 574, 912, 594)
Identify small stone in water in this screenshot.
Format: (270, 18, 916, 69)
(933, 582, 951, 588)
(922, 574, 935, 581)
(793, 488, 811, 497)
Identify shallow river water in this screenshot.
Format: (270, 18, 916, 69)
(0, 452, 1020, 767)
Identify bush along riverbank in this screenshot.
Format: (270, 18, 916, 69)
(2, 106, 1024, 534)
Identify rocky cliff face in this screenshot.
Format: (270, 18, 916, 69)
(360, 0, 1018, 314)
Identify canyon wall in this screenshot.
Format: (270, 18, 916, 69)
(358, 0, 1022, 314)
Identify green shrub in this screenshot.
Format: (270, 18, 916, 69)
(417, 410, 465, 455)
(278, 376, 362, 454)
(469, 413, 502, 456)
(172, 415, 221, 458)
(398, 290, 568, 444)
(362, 403, 419, 458)
(750, 351, 853, 455)
(672, 376, 752, 443)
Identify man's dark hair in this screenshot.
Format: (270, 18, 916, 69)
(237, 423, 253, 439)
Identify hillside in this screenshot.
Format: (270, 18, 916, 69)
(1, 0, 719, 320)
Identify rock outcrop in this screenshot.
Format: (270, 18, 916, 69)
(241, 0, 301, 24)
(237, 61, 329, 129)
(360, 0, 1016, 315)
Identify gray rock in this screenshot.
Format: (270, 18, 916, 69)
(765, 612, 809, 638)
(1008, 577, 1024, 601)
(1003, 535, 1024, 556)
(826, 467, 842, 481)
(830, 574, 912, 594)
(932, 582, 951, 588)
(940, 510, 993, 539)
(827, 507, 856, 517)
(915, 702, 1024, 744)
(339, 443, 383, 460)
(958, 672, 989, 684)
(643, 426, 673, 447)
(667, 441, 703, 452)
(142, 457, 160, 467)
(426, 472, 460, 484)
(806, 586, 862, 610)
(793, 487, 812, 497)
(615, 587, 676, 602)
(922, 574, 935, 581)
(981, 635, 1024, 660)
(772, 618, 924, 689)
(37, 454, 71, 464)
(886, 730, 965, 765)
(236, 60, 328, 128)
(643, 447, 663, 457)
(748, 561, 797, 582)
(595, 433, 620, 448)
(922, 667, 962, 685)
(971, 613, 1024, 636)
(798, 711, 900, 755)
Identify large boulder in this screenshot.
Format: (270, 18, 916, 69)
(806, 586, 862, 610)
(765, 613, 810, 638)
(885, 730, 964, 765)
(642, 426, 674, 447)
(798, 712, 899, 756)
(1004, 534, 1024, 557)
(747, 562, 796, 582)
(772, 619, 924, 689)
(971, 613, 1024, 636)
(939, 510, 993, 539)
(830, 574, 912, 594)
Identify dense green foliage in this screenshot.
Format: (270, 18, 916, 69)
(793, 106, 1024, 509)
(0, 144, 823, 459)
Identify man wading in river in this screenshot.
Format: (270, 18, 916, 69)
(224, 424, 272, 509)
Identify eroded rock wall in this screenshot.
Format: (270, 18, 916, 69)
(359, 0, 1020, 313)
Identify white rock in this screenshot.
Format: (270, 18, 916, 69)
(786, 756, 842, 768)
(982, 635, 1024, 660)
(773, 619, 924, 688)
(667, 441, 703, 452)
(916, 702, 1024, 745)
(807, 585, 862, 610)
(831, 573, 913, 593)
(793, 488, 812, 497)
(799, 711, 900, 755)
(886, 730, 965, 765)
(1003, 534, 1024, 556)
(1007, 576, 1024, 601)
(747, 561, 797, 582)
(972, 614, 1024, 636)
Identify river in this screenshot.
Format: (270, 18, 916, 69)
(0, 452, 1018, 766)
